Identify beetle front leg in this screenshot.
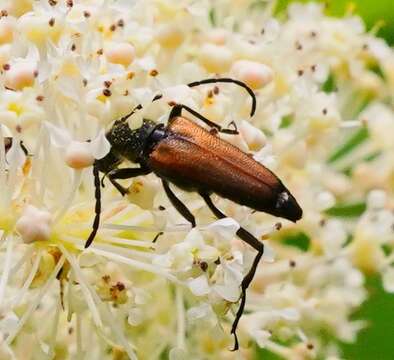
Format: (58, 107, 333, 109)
(107, 167, 152, 196)
(162, 180, 196, 227)
(199, 192, 264, 351)
(169, 104, 239, 135)
(85, 166, 152, 248)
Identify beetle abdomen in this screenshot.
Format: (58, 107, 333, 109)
(148, 117, 302, 222)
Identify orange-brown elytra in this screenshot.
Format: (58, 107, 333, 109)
(86, 78, 302, 351)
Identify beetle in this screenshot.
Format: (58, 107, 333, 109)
(86, 78, 302, 350)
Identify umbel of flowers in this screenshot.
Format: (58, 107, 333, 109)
(0, 0, 393, 359)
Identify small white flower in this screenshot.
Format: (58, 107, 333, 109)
(44, 122, 110, 168)
(187, 275, 210, 296)
(15, 205, 52, 243)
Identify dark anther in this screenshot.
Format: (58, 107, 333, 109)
(116, 282, 125, 291)
(295, 41, 303, 50)
(158, 205, 166, 211)
(103, 89, 112, 97)
(289, 260, 296, 267)
(49, 18, 55, 27)
(152, 232, 163, 243)
(200, 261, 208, 272)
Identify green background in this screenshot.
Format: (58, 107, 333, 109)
(256, 1, 394, 359)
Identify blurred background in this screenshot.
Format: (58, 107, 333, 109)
(255, 1, 394, 359)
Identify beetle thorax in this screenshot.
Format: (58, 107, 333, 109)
(106, 119, 157, 163)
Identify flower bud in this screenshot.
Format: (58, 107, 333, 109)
(231, 60, 273, 89)
(5, 62, 36, 90)
(65, 141, 95, 169)
(198, 44, 233, 73)
(0, 18, 14, 44)
(206, 28, 228, 45)
(16, 205, 52, 243)
(105, 42, 136, 66)
(156, 24, 184, 48)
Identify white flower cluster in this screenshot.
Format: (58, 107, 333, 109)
(0, 0, 393, 359)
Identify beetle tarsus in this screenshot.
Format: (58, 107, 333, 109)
(230, 249, 264, 351)
(85, 163, 101, 248)
(162, 180, 196, 227)
(199, 192, 265, 350)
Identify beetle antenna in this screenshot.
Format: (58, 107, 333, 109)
(119, 94, 163, 123)
(187, 78, 256, 117)
(85, 163, 101, 248)
(118, 78, 256, 124)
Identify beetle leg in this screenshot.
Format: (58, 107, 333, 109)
(199, 192, 264, 351)
(107, 167, 152, 196)
(85, 166, 152, 248)
(169, 104, 239, 135)
(85, 163, 102, 248)
(162, 180, 196, 227)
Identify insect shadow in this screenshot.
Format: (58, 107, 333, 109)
(86, 77, 303, 350)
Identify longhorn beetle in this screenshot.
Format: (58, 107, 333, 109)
(86, 78, 302, 350)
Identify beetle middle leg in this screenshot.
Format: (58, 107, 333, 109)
(199, 192, 264, 351)
(162, 180, 196, 227)
(169, 104, 239, 135)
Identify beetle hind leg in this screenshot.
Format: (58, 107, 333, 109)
(199, 192, 264, 351)
(162, 180, 196, 227)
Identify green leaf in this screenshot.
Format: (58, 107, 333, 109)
(321, 73, 337, 93)
(325, 202, 366, 217)
(279, 114, 294, 128)
(328, 127, 369, 163)
(209, 8, 216, 26)
(281, 232, 310, 251)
